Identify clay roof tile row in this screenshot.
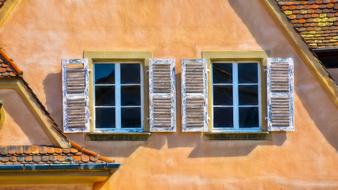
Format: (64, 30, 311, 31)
(0, 144, 114, 165)
(0, 49, 22, 78)
(276, 0, 338, 49)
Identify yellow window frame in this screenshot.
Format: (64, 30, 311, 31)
(84, 51, 152, 133)
(202, 51, 268, 132)
(0, 101, 4, 129)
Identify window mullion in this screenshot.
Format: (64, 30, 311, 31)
(115, 64, 121, 129)
(140, 64, 144, 129)
(258, 63, 262, 129)
(233, 63, 239, 129)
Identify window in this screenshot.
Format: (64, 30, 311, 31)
(94, 62, 143, 132)
(211, 62, 261, 132)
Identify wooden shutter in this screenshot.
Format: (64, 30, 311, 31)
(181, 59, 208, 132)
(149, 58, 176, 132)
(267, 58, 294, 131)
(62, 59, 89, 133)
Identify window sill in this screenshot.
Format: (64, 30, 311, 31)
(204, 131, 270, 140)
(87, 132, 151, 141)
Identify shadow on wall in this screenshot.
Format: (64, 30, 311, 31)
(166, 133, 286, 158)
(43, 72, 63, 127)
(228, 0, 338, 151)
(67, 132, 286, 158)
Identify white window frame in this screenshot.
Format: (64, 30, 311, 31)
(211, 61, 262, 132)
(93, 61, 144, 133)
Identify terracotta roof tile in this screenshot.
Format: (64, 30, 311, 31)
(0, 49, 22, 78)
(0, 145, 114, 165)
(276, 0, 338, 49)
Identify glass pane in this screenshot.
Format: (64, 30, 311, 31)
(96, 108, 115, 128)
(95, 64, 115, 84)
(121, 108, 141, 128)
(95, 86, 115, 106)
(239, 85, 258, 105)
(121, 86, 141, 106)
(238, 63, 258, 83)
(213, 107, 233, 128)
(239, 107, 259, 128)
(213, 63, 232, 84)
(121, 64, 141, 84)
(213, 86, 233, 105)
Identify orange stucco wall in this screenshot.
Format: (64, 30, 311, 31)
(0, 0, 337, 189)
(0, 184, 92, 190)
(0, 89, 52, 145)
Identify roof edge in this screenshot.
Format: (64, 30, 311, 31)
(0, 49, 22, 75)
(0, 0, 20, 27)
(262, 0, 338, 107)
(70, 141, 115, 163)
(0, 163, 120, 171)
(0, 78, 70, 148)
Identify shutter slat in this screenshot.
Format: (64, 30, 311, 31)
(149, 59, 176, 132)
(182, 59, 208, 132)
(62, 59, 90, 133)
(267, 58, 294, 131)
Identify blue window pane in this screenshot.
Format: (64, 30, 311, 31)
(238, 63, 258, 83)
(121, 108, 141, 128)
(213, 63, 232, 84)
(239, 107, 259, 128)
(121, 64, 141, 84)
(121, 86, 141, 106)
(95, 86, 115, 106)
(239, 85, 258, 105)
(213, 107, 233, 128)
(213, 86, 233, 105)
(96, 108, 115, 128)
(95, 64, 115, 84)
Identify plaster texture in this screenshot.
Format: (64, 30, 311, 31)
(0, 89, 53, 145)
(0, 0, 337, 189)
(0, 184, 92, 190)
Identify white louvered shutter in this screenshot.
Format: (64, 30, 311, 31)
(181, 59, 208, 132)
(62, 59, 90, 133)
(267, 58, 294, 131)
(149, 58, 176, 132)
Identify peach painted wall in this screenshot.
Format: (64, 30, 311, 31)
(0, 89, 53, 145)
(0, 0, 337, 189)
(0, 184, 92, 190)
